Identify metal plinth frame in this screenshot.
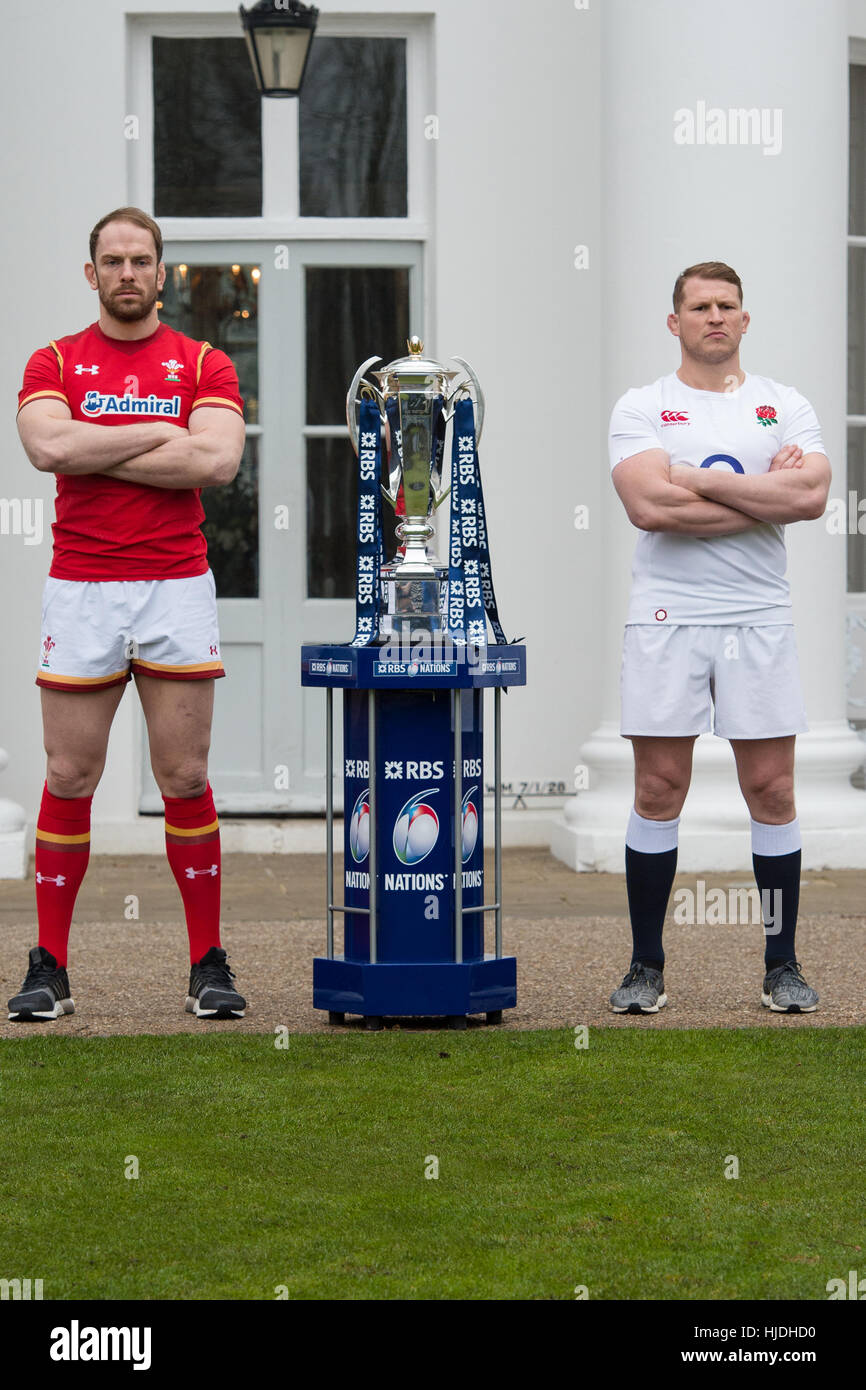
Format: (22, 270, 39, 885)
(318, 681, 514, 1026)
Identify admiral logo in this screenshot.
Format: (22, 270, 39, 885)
(81, 390, 181, 418)
(660, 410, 689, 425)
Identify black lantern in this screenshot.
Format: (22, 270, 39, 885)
(239, 1, 319, 98)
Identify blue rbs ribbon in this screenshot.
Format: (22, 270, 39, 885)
(447, 396, 506, 647)
(350, 398, 383, 647)
(349, 392, 505, 649)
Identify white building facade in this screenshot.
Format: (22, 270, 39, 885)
(1, 0, 865, 869)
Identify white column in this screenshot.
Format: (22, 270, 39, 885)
(0, 746, 27, 879)
(551, 0, 866, 871)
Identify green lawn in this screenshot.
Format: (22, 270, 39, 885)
(1, 1027, 863, 1300)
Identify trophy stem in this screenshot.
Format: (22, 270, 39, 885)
(394, 519, 437, 577)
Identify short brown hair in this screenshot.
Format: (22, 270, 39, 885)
(673, 262, 742, 314)
(89, 207, 163, 264)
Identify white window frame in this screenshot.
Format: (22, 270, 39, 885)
(847, 42, 866, 723)
(126, 11, 433, 244)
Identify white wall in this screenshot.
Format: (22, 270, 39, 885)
(0, 1, 602, 846)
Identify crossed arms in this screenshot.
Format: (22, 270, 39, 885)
(612, 445, 831, 537)
(17, 398, 245, 489)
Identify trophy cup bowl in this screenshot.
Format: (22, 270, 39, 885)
(346, 336, 485, 641)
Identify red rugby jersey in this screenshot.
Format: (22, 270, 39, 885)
(18, 321, 244, 580)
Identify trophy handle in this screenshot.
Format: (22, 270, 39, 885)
(346, 356, 385, 455)
(448, 356, 485, 444)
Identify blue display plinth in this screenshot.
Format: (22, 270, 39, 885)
(301, 643, 525, 1028)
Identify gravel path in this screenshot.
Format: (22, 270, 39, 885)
(0, 852, 861, 1036)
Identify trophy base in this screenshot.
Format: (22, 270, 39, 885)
(379, 564, 448, 640)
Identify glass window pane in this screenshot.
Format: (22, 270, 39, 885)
(153, 38, 262, 217)
(849, 429, 866, 593)
(306, 440, 400, 601)
(299, 38, 407, 217)
(851, 65, 866, 235)
(307, 437, 358, 598)
(305, 266, 409, 424)
(160, 263, 259, 425)
(204, 435, 259, 599)
(850, 247, 866, 417)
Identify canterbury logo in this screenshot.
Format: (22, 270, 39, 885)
(660, 410, 689, 424)
(184, 865, 218, 878)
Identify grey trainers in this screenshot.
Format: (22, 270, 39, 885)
(761, 960, 818, 1013)
(610, 962, 667, 1014)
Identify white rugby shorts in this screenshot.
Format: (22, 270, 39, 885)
(620, 624, 808, 739)
(37, 570, 224, 692)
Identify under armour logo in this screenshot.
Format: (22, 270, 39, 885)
(184, 865, 218, 878)
(209, 645, 219, 656)
(36, 871, 66, 886)
(74, 364, 99, 375)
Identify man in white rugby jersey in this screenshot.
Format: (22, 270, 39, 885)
(608, 261, 830, 1017)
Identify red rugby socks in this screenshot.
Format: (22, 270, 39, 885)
(35, 783, 93, 968)
(163, 784, 222, 963)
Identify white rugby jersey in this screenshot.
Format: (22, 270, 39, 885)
(609, 372, 825, 625)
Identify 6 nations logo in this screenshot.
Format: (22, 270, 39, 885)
(349, 788, 370, 863)
(393, 789, 440, 865)
(461, 786, 479, 863)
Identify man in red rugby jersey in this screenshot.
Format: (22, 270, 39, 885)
(10, 207, 247, 1022)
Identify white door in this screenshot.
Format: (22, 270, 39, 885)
(139, 241, 423, 812)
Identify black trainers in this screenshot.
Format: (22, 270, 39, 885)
(185, 946, 246, 1019)
(8, 946, 74, 1022)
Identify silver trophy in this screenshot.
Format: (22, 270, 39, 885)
(346, 336, 485, 639)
